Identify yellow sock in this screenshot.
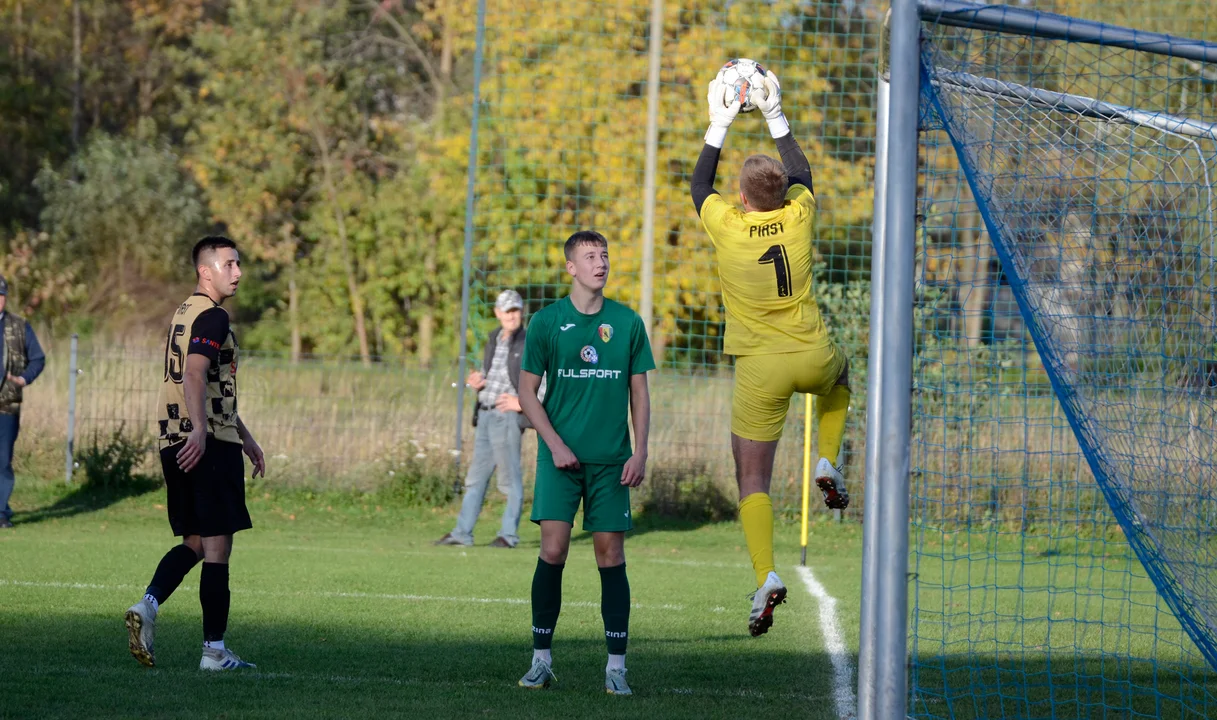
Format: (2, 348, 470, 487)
(815, 385, 850, 462)
(739, 492, 775, 587)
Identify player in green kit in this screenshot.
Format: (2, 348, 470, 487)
(515, 230, 655, 696)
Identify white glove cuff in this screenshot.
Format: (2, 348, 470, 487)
(767, 113, 791, 138)
(704, 124, 728, 148)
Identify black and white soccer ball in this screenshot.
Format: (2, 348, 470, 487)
(715, 58, 768, 113)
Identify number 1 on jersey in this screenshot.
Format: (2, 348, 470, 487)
(758, 244, 792, 298)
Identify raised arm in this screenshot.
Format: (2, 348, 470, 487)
(690, 143, 722, 216)
(753, 71, 814, 193)
(775, 133, 814, 194)
(693, 78, 742, 216)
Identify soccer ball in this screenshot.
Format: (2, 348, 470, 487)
(715, 58, 768, 114)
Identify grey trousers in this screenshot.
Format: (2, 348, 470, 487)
(450, 409, 524, 546)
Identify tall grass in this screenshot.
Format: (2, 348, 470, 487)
(21, 339, 866, 515)
(24, 335, 1196, 528)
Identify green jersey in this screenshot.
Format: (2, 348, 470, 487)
(522, 296, 655, 465)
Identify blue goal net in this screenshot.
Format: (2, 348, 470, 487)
(910, 1, 1217, 716)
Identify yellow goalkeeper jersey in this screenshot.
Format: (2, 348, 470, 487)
(699, 184, 830, 356)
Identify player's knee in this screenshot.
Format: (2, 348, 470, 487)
(201, 535, 233, 563)
(595, 546, 625, 568)
(539, 545, 569, 565)
(539, 536, 570, 565)
(182, 536, 205, 560)
(592, 532, 626, 567)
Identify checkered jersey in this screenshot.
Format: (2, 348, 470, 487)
(158, 294, 240, 449)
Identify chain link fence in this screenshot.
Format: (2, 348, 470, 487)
(40, 337, 825, 517)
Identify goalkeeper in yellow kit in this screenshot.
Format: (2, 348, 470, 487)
(691, 68, 851, 637)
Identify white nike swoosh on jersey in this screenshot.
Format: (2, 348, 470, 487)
(560, 324, 576, 331)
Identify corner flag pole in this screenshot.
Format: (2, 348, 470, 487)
(800, 393, 812, 566)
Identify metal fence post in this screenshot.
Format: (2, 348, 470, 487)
(65, 333, 78, 485)
(639, 0, 663, 359)
(454, 0, 489, 480)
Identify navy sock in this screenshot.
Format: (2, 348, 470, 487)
(145, 544, 201, 605)
(599, 563, 630, 655)
(200, 562, 230, 643)
(531, 558, 564, 650)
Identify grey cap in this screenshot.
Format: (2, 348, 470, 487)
(495, 289, 523, 312)
(0, 275, 7, 295)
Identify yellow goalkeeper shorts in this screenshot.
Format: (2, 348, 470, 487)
(731, 343, 848, 442)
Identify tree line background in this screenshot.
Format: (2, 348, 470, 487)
(0, 0, 885, 369)
(1, 0, 476, 365)
(1, 0, 1214, 370)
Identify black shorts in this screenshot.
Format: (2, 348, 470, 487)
(160, 439, 252, 537)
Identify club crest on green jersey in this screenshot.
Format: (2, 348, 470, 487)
(599, 323, 613, 343)
(580, 345, 599, 364)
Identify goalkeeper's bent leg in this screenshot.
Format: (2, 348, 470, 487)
(815, 384, 850, 463)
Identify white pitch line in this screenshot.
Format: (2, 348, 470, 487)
(0, 579, 685, 612)
(0, 579, 124, 591)
(3, 535, 746, 568)
(796, 565, 857, 720)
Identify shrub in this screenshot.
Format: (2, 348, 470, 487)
(375, 457, 458, 508)
(78, 426, 159, 495)
(640, 464, 737, 523)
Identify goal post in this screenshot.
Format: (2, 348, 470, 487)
(867, 1, 1217, 718)
(858, 1, 916, 718)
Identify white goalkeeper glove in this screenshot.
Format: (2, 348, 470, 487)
(753, 70, 790, 138)
(704, 77, 740, 148)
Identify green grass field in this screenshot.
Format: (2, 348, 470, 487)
(0, 481, 863, 719)
(8, 475, 1217, 719)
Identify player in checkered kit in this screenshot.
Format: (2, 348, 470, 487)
(124, 237, 266, 672)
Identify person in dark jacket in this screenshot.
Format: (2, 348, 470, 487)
(435, 289, 537, 548)
(0, 275, 47, 528)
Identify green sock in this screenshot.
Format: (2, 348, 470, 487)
(598, 563, 630, 656)
(531, 558, 564, 650)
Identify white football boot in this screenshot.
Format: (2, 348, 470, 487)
(748, 571, 788, 637)
(200, 646, 257, 671)
(124, 599, 157, 667)
(814, 457, 850, 510)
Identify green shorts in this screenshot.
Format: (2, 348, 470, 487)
(531, 462, 632, 532)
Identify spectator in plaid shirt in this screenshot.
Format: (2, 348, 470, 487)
(435, 289, 541, 548)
